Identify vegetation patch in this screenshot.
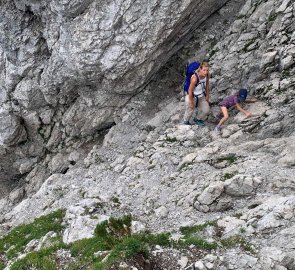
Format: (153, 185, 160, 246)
(220, 235, 256, 254)
(0, 210, 65, 261)
(1, 211, 255, 269)
(268, 12, 277, 23)
(222, 171, 239, 180)
(111, 196, 121, 205)
(9, 244, 66, 270)
(216, 154, 239, 164)
(180, 221, 255, 254)
(180, 220, 217, 236)
(233, 212, 243, 219)
(281, 69, 290, 79)
(179, 221, 218, 250)
(164, 135, 177, 143)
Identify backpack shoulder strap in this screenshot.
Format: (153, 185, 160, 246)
(194, 71, 200, 85)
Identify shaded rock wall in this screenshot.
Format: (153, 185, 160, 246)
(0, 0, 229, 194)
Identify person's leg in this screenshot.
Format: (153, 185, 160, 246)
(214, 106, 228, 134)
(217, 106, 229, 127)
(215, 109, 223, 119)
(196, 96, 210, 121)
(183, 95, 195, 124)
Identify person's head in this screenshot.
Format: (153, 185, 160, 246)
(238, 88, 248, 102)
(198, 61, 209, 77)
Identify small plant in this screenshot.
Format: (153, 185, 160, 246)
(220, 235, 256, 254)
(251, 223, 258, 229)
(223, 171, 238, 180)
(179, 221, 218, 250)
(111, 196, 121, 205)
(180, 220, 217, 236)
(165, 136, 177, 143)
(181, 236, 217, 250)
(268, 12, 277, 22)
(281, 69, 290, 78)
(239, 228, 246, 234)
(233, 212, 243, 219)
(216, 154, 239, 164)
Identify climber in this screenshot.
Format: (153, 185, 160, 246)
(214, 88, 252, 134)
(183, 61, 210, 126)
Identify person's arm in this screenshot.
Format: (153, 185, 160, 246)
(205, 73, 210, 102)
(188, 75, 197, 110)
(236, 103, 252, 118)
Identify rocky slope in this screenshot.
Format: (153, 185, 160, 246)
(0, 0, 295, 269)
(0, 0, 229, 195)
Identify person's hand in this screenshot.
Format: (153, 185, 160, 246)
(245, 112, 252, 118)
(189, 101, 194, 110)
(206, 96, 210, 103)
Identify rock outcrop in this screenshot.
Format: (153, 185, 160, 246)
(0, 0, 294, 269)
(0, 0, 229, 194)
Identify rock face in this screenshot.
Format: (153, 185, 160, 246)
(0, 0, 229, 194)
(0, 0, 295, 269)
(0, 109, 27, 146)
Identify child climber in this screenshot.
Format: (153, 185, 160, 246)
(214, 88, 252, 134)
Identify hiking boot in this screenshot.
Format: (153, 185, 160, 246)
(194, 119, 205, 126)
(183, 121, 192, 125)
(214, 126, 221, 135)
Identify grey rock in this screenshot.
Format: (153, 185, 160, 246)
(0, 110, 27, 146)
(197, 181, 224, 205)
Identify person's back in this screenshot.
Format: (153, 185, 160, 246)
(218, 95, 239, 109)
(214, 89, 251, 134)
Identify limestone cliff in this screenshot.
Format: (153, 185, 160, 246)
(0, 0, 294, 269)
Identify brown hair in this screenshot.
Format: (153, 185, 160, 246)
(199, 61, 209, 69)
(197, 61, 209, 78)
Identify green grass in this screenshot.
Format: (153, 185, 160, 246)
(180, 220, 217, 236)
(181, 236, 217, 250)
(220, 235, 256, 254)
(1, 211, 255, 270)
(10, 245, 65, 270)
(179, 221, 255, 253)
(179, 221, 218, 250)
(0, 209, 65, 260)
(69, 216, 171, 270)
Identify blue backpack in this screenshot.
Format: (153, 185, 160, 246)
(183, 61, 200, 93)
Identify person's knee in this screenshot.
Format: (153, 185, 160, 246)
(200, 101, 210, 115)
(223, 115, 229, 120)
